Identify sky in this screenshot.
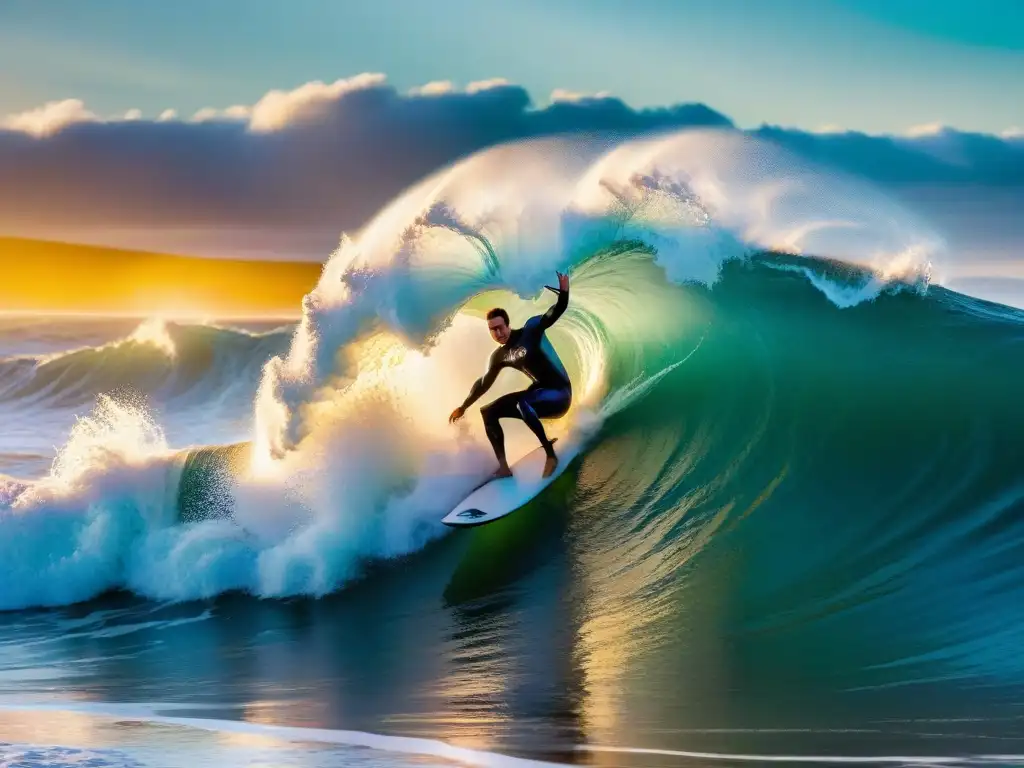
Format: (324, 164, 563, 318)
(0, 0, 1021, 135)
(0, 0, 1021, 314)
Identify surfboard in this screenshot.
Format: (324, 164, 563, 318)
(441, 438, 582, 528)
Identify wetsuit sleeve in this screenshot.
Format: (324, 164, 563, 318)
(539, 287, 569, 329)
(460, 351, 502, 410)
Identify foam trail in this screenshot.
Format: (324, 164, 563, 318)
(761, 262, 930, 307)
(577, 744, 1021, 764)
(0, 704, 1019, 767)
(597, 333, 705, 420)
(0, 704, 563, 768)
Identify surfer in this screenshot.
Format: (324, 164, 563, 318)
(449, 271, 572, 479)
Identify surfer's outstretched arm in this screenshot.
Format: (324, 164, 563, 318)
(461, 364, 500, 410)
(450, 351, 502, 423)
(540, 271, 570, 329)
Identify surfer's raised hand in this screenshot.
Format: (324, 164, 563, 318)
(449, 406, 466, 424)
(557, 271, 569, 292)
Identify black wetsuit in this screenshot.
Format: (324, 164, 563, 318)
(460, 288, 572, 462)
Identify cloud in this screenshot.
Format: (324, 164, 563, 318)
(549, 88, 614, 104)
(410, 81, 455, 96)
(903, 122, 946, 138)
(244, 72, 387, 132)
(1, 98, 98, 137)
(0, 74, 733, 248)
(0, 73, 1020, 261)
(752, 122, 1024, 186)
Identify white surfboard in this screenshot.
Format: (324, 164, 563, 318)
(441, 438, 583, 528)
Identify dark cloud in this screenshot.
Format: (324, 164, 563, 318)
(0, 78, 732, 241)
(0, 75, 1020, 259)
(753, 124, 1024, 187)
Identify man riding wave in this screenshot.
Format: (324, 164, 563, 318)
(449, 271, 572, 479)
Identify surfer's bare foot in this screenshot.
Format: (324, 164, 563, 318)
(542, 454, 558, 478)
(494, 463, 513, 479)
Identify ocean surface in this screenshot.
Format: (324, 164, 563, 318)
(1, 129, 1023, 767)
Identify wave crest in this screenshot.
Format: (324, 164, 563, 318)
(0, 319, 290, 410)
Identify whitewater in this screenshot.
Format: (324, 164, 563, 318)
(0, 127, 1023, 766)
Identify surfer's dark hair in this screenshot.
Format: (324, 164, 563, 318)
(486, 308, 509, 325)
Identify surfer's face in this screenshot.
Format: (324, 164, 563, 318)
(488, 316, 511, 344)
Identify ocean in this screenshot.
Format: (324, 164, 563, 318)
(1, 129, 1022, 767)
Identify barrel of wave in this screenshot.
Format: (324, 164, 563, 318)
(173, 240, 710, 529)
(173, 291, 596, 527)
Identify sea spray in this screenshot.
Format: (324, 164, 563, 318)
(0, 394, 181, 609)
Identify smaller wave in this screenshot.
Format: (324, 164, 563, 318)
(0, 318, 292, 410)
